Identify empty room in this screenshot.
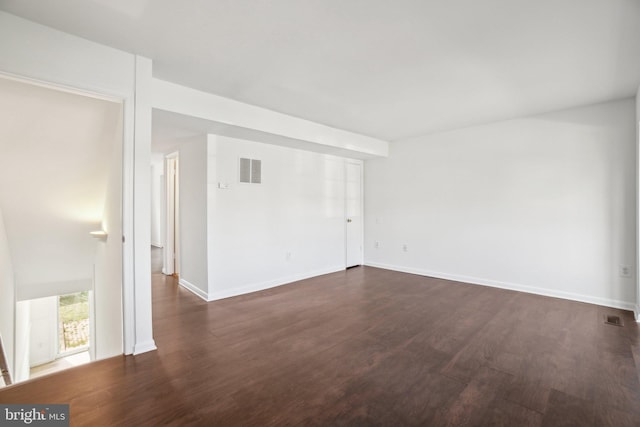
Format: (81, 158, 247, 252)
(1, 1, 639, 426)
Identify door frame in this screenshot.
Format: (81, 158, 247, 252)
(0, 70, 136, 355)
(164, 152, 180, 276)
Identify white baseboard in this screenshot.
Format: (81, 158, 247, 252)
(207, 266, 345, 302)
(635, 305, 640, 322)
(365, 261, 637, 312)
(178, 278, 209, 301)
(133, 340, 157, 355)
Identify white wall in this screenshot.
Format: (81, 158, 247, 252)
(0, 209, 15, 383)
(150, 153, 164, 247)
(93, 109, 124, 360)
(366, 98, 637, 310)
(28, 297, 57, 367)
(636, 86, 640, 318)
(13, 300, 30, 382)
(177, 136, 209, 299)
(637, 83, 640, 122)
(205, 135, 349, 300)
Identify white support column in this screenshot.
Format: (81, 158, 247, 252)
(132, 55, 156, 354)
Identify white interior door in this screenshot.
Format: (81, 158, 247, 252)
(345, 161, 363, 268)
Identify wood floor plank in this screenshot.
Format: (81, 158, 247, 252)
(541, 389, 597, 427)
(477, 398, 543, 427)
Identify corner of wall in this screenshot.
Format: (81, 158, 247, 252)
(178, 278, 210, 302)
(636, 84, 640, 319)
(132, 340, 157, 355)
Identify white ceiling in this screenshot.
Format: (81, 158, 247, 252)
(1, 0, 639, 141)
(0, 77, 121, 293)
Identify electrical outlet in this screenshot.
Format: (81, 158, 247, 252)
(402, 244, 408, 252)
(374, 241, 380, 249)
(620, 265, 631, 278)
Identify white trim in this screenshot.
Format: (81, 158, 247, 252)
(365, 261, 637, 312)
(178, 278, 209, 301)
(121, 95, 135, 355)
(119, 77, 135, 356)
(636, 106, 640, 323)
(205, 266, 345, 302)
(89, 285, 96, 362)
(150, 243, 163, 248)
(133, 340, 157, 355)
(0, 71, 122, 103)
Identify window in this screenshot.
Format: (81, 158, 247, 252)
(58, 291, 90, 355)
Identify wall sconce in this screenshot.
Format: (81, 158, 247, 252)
(90, 230, 108, 240)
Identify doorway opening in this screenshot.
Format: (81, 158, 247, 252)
(0, 75, 124, 383)
(163, 153, 180, 277)
(58, 291, 90, 356)
(150, 153, 165, 274)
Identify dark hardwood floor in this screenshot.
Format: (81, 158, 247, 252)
(1, 266, 639, 426)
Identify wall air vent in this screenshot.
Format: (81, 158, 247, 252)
(239, 158, 261, 184)
(604, 314, 623, 327)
